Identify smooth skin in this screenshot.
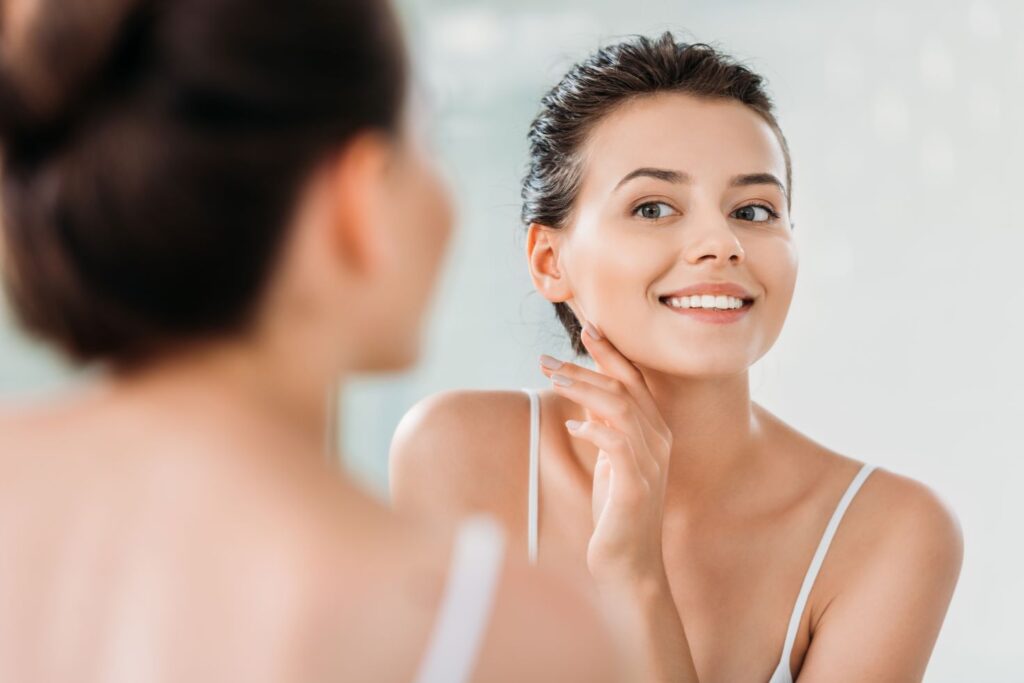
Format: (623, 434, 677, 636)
(391, 93, 963, 683)
(0, 96, 620, 682)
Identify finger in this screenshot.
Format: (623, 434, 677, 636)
(579, 323, 659, 418)
(548, 369, 644, 436)
(544, 358, 671, 471)
(540, 354, 626, 396)
(578, 327, 671, 443)
(565, 420, 645, 496)
(550, 374, 661, 482)
(541, 354, 656, 429)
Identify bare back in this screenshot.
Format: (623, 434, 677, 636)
(0, 387, 616, 683)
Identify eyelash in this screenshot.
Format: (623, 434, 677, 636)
(631, 201, 677, 219)
(631, 201, 781, 222)
(734, 203, 780, 222)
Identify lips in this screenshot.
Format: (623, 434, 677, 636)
(657, 281, 755, 301)
(656, 280, 756, 324)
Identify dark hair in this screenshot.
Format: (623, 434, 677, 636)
(0, 0, 406, 366)
(521, 32, 792, 356)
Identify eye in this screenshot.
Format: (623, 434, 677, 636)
(633, 201, 678, 220)
(732, 204, 779, 223)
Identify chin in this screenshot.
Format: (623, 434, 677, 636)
(632, 346, 758, 380)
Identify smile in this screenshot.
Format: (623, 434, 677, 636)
(662, 294, 746, 310)
(658, 294, 754, 323)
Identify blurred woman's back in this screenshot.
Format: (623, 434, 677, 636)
(0, 0, 617, 680)
(0, 379, 425, 680)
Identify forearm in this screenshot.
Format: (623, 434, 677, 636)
(597, 572, 699, 683)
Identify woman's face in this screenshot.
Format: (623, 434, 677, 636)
(557, 93, 797, 377)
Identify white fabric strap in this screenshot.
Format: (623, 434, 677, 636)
(412, 515, 507, 683)
(770, 463, 877, 682)
(523, 388, 540, 565)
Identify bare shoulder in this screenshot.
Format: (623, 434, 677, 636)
(278, 504, 618, 683)
(854, 467, 963, 566)
(757, 404, 963, 560)
(814, 464, 964, 628)
(799, 470, 963, 679)
(0, 387, 115, 461)
(388, 389, 533, 526)
(0, 398, 52, 446)
(756, 404, 963, 591)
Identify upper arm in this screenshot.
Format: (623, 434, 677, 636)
(798, 475, 964, 682)
(388, 390, 528, 526)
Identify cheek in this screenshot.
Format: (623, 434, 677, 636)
(746, 236, 798, 342)
(569, 232, 665, 327)
(428, 174, 455, 256)
(398, 164, 453, 280)
(378, 169, 453, 366)
(755, 237, 798, 305)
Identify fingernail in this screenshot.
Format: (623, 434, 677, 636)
(583, 321, 603, 340)
(539, 354, 564, 370)
(551, 373, 573, 387)
(565, 419, 583, 431)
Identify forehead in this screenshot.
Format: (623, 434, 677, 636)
(577, 93, 788, 192)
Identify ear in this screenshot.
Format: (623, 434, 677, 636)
(526, 222, 572, 303)
(322, 131, 394, 278)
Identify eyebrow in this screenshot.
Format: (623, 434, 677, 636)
(615, 167, 691, 189)
(730, 172, 789, 200)
(614, 167, 789, 200)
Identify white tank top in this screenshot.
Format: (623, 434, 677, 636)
(520, 387, 876, 683)
(412, 515, 506, 683)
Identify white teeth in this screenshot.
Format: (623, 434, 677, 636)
(664, 295, 747, 310)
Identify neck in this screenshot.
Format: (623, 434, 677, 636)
(107, 328, 347, 462)
(640, 368, 758, 501)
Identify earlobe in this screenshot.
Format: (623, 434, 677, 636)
(526, 222, 572, 303)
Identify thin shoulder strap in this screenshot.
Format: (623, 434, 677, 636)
(771, 463, 877, 682)
(412, 515, 507, 683)
(521, 388, 540, 565)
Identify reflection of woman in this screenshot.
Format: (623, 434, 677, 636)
(392, 33, 963, 682)
(0, 0, 618, 680)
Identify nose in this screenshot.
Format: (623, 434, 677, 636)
(682, 215, 745, 266)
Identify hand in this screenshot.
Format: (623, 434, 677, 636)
(539, 321, 673, 587)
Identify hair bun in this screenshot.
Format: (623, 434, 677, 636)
(0, 0, 145, 153)
(0, 67, 22, 140)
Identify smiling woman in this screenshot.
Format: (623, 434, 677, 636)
(390, 32, 963, 683)
(520, 37, 793, 359)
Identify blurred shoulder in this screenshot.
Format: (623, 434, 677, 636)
(0, 395, 58, 442)
(472, 545, 620, 683)
(273, 507, 618, 683)
(388, 389, 534, 522)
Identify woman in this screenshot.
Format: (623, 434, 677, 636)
(0, 0, 622, 680)
(391, 33, 964, 682)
